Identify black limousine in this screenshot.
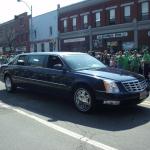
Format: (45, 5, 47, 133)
(0, 52, 149, 112)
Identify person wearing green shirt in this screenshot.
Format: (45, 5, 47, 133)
(130, 50, 140, 73)
(142, 49, 150, 80)
(122, 51, 130, 71)
(115, 51, 124, 69)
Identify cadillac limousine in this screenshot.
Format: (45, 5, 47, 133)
(0, 52, 149, 112)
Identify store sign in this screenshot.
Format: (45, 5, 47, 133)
(64, 37, 85, 43)
(148, 31, 150, 37)
(16, 46, 26, 52)
(97, 32, 128, 39)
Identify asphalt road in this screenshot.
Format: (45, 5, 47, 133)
(0, 81, 150, 150)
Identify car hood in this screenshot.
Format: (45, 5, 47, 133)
(76, 67, 144, 82)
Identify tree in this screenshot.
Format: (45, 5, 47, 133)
(4, 25, 16, 52)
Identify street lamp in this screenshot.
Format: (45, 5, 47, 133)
(17, 0, 33, 51)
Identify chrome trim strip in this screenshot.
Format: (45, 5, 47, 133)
(122, 80, 147, 93)
(13, 76, 67, 87)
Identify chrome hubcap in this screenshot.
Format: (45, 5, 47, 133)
(74, 88, 91, 111)
(5, 77, 12, 90)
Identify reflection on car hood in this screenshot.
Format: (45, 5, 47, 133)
(76, 67, 144, 82)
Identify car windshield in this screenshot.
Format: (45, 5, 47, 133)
(62, 53, 106, 70)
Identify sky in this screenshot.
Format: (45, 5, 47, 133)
(0, 0, 83, 23)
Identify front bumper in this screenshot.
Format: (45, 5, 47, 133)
(95, 89, 149, 105)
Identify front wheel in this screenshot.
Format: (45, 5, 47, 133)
(73, 86, 95, 113)
(4, 76, 16, 92)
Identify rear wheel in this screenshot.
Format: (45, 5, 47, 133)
(4, 75, 16, 92)
(73, 86, 95, 113)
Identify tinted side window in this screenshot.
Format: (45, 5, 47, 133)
(17, 55, 27, 66)
(47, 56, 63, 70)
(27, 55, 46, 67)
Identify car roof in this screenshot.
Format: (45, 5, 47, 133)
(18, 52, 86, 57)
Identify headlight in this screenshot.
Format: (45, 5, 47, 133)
(104, 79, 120, 93)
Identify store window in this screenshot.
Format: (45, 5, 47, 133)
(72, 17, 77, 31)
(109, 9, 116, 25)
(124, 5, 131, 22)
(63, 19, 67, 32)
(141, 2, 149, 20)
(95, 12, 101, 27)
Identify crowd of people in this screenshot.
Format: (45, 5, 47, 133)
(89, 49, 150, 81)
(0, 55, 15, 65)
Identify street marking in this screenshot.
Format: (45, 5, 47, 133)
(0, 102, 118, 150)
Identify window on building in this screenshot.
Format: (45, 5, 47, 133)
(34, 44, 37, 52)
(41, 43, 45, 52)
(109, 9, 116, 25)
(49, 26, 53, 36)
(63, 19, 67, 32)
(34, 30, 37, 39)
(19, 18, 23, 26)
(83, 15, 88, 29)
(95, 12, 101, 27)
(49, 42, 53, 52)
(141, 2, 149, 20)
(124, 5, 131, 22)
(72, 17, 77, 31)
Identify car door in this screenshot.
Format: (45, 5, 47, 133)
(43, 55, 69, 91)
(24, 54, 48, 88)
(10, 55, 29, 86)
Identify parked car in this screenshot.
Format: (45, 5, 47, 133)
(0, 52, 149, 112)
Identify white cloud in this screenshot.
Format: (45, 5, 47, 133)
(0, 0, 83, 23)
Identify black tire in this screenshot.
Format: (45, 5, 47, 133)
(73, 85, 96, 113)
(4, 75, 16, 92)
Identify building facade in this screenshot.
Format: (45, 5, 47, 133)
(0, 12, 30, 54)
(58, 0, 150, 53)
(0, 20, 15, 54)
(30, 10, 58, 52)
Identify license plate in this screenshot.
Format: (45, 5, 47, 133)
(103, 101, 120, 105)
(140, 91, 147, 100)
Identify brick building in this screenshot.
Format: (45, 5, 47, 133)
(14, 12, 30, 53)
(0, 12, 30, 54)
(58, 0, 150, 53)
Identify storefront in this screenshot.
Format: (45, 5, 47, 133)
(92, 31, 134, 53)
(138, 30, 150, 50)
(61, 36, 89, 52)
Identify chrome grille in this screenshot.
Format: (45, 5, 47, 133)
(122, 80, 147, 92)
